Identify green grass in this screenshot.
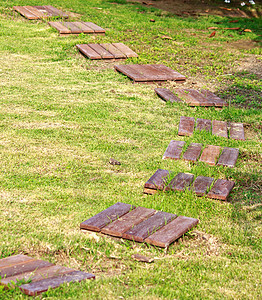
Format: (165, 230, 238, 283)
(0, 0, 261, 299)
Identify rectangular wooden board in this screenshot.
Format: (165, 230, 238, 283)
(196, 118, 212, 132)
(144, 169, 170, 192)
(13, 6, 38, 19)
(42, 5, 68, 18)
(183, 143, 202, 162)
(23, 6, 45, 18)
(48, 22, 71, 34)
(76, 44, 102, 60)
(74, 22, 94, 33)
(131, 65, 175, 81)
(199, 145, 221, 165)
(201, 90, 228, 107)
(62, 22, 83, 34)
(156, 64, 186, 81)
(80, 202, 134, 231)
(166, 173, 194, 192)
(34, 6, 54, 17)
(114, 65, 148, 82)
(178, 116, 195, 136)
(212, 120, 228, 138)
(88, 44, 114, 59)
(162, 140, 185, 160)
(207, 179, 235, 201)
(145, 216, 199, 247)
(155, 88, 182, 103)
(183, 89, 213, 106)
(122, 211, 176, 242)
(190, 176, 214, 196)
(112, 43, 138, 58)
(174, 89, 201, 106)
(100, 43, 126, 59)
(84, 22, 105, 33)
(0, 254, 34, 269)
(229, 123, 245, 140)
(101, 207, 156, 237)
(217, 147, 239, 168)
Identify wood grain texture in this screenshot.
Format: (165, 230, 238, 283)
(174, 89, 199, 106)
(76, 44, 102, 60)
(207, 179, 235, 200)
(156, 64, 186, 81)
(23, 6, 45, 18)
(183, 89, 213, 106)
(178, 116, 195, 136)
(43, 5, 68, 18)
(88, 44, 114, 59)
(166, 173, 194, 192)
(201, 90, 228, 107)
(190, 176, 214, 196)
(100, 43, 126, 58)
(0, 255, 34, 269)
(13, 6, 38, 19)
(155, 88, 182, 103)
(199, 145, 221, 165)
(229, 123, 245, 140)
(212, 120, 228, 138)
(74, 22, 94, 33)
(112, 43, 138, 58)
(183, 143, 202, 162)
(115, 65, 148, 82)
(48, 22, 71, 34)
(196, 118, 212, 132)
(84, 22, 105, 33)
(162, 140, 185, 160)
(217, 147, 239, 168)
(144, 169, 170, 191)
(62, 22, 83, 34)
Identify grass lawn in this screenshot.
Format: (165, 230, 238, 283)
(0, 0, 261, 298)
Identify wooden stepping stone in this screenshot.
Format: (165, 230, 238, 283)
(162, 140, 185, 160)
(207, 179, 235, 201)
(199, 145, 221, 165)
(229, 122, 245, 140)
(13, 5, 68, 19)
(217, 147, 239, 168)
(114, 64, 186, 84)
(49, 22, 105, 35)
(190, 176, 214, 196)
(77, 43, 138, 60)
(144, 169, 170, 194)
(183, 143, 202, 163)
(178, 116, 195, 136)
(155, 88, 182, 103)
(182, 89, 214, 106)
(0, 255, 94, 296)
(212, 120, 228, 138)
(166, 172, 194, 192)
(196, 118, 212, 132)
(201, 90, 228, 107)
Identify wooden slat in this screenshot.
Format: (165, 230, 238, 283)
(34, 6, 54, 17)
(132, 65, 175, 81)
(76, 44, 102, 60)
(190, 176, 214, 196)
(100, 43, 126, 59)
(62, 22, 83, 34)
(13, 6, 39, 19)
(122, 211, 176, 242)
(196, 118, 212, 132)
(144, 169, 170, 193)
(156, 64, 186, 81)
(207, 179, 235, 201)
(201, 90, 228, 107)
(84, 22, 105, 33)
(112, 43, 138, 58)
(80, 202, 134, 232)
(217, 147, 239, 168)
(43, 5, 68, 18)
(178, 116, 195, 136)
(155, 88, 182, 103)
(114, 65, 148, 82)
(166, 173, 194, 192)
(23, 6, 45, 18)
(183, 89, 214, 106)
(145, 216, 199, 248)
(101, 207, 156, 237)
(19, 271, 95, 296)
(73, 22, 94, 33)
(199, 145, 221, 165)
(183, 143, 202, 162)
(0, 255, 34, 269)
(229, 123, 245, 140)
(212, 120, 228, 138)
(162, 140, 185, 160)
(48, 22, 71, 34)
(174, 89, 202, 106)
(88, 44, 115, 59)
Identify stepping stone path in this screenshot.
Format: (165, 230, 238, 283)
(13, 5, 68, 19)
(155, 88, 228, 107)
(144, 169, 235, 200)
(0, 254, 95, 296)
(77, 43, 138, 60)
(80, 202, 199, 248)
(178, 116, 245, 140)
(114, 64, 186, 84)
(49, 22, 105, 35)
(163, 141, 239, 167)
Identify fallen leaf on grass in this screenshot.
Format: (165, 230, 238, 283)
(224, 27, 241, 30)
(161, 35, 172, 40)
(229, 20, 239, 23)
(150, 19, 155, 22)
(209, 31, 216, 38)
(208, 27, 218, 30)
(132, 254, 154, 263)
(142, 1, 153, 5)
(220, 7, 232, 10)
(244, 29, 252, 32)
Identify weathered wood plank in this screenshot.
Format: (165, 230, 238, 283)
(0, 255, 34, 269)
(43, 5, 68, 18)
(80, 202, 134, 232)
(76, 44, 101, 60)
(201, 90, 228, 107)
(196, 118, 212, 132)
(155, 88, 182, 103)
(62, 22, 83, 34)
(13, 6, 38, 19)
(88, 44, 114, 59)
(145, 216, 199, 247)
(74, 22, 94, 33)
(190, 176, 214, 196)
(101, 207, 156, 237)
(183, 143, 202, 162)
(144, 169, 170, 193)
(100, 43, 126, 59)
(156, 64, 186, 81)
(178, 116, 195, 136)
(23, 6, 45, 18)
(212, 120, 228, 138)
(34, 6, 54, 17)
(199, 145, 221, 165)
(162, 140, 185, 160)
(114, 65, 148, 82)
(122, 211, 176, 242)
(207, 179, 235, 201)
(174, 89, 202, 106)
(183, 89, 214, 106)
(112, 43, 138, 58)
(166, 173, 194, 192)
(48, 22, 71, 34)
(217, 147, 239, 168)
(132, 65, 174, 81)
(84, 22, 105, 33)
(229, 123, 245, 140)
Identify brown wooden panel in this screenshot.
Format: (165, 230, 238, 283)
(183, 89, 214, 106)
(23, 6, 45, 18)
(178, 116, 195, 136)
(190, 176, 214, 196)
(145, 216, 199, 247)
(48, 22, 71, 34)
(217, 147, 239, 168)
(88, 44, 114, 59)
(73, 22, 94, 33)
(76, 44, 102, 60)
(43, 5, 68, 18)
(162, 140, 185, 160)
(196, 118, 212, 132)
(212, 120, 228, 138)
(229, 123, 245, 140)
(0, 255, 34, 269)
(84, 22, 105, 33)
(101, 207, 156, 237)
(183, 143, 202, 162)
(166, 172, 194, 192)
(13, 6, 38, 19)
(100, 43, 126, 59)
(80, 202, 134, 232)
(62, 22, 83, 34)
(122, 211, 176, 242)
(156, 64, 186, 81)
(207, 179, 235, 201)
(144, 169, 170, 191)
(174, 89, 201, 106)
(114, 65, 148, 82)
(112, 43, 138, 58)
(34, 6, 54, 17)
(155, 88, 182, 103)
(133, 65, 174, 81)
(201, 90, 228, 107)
(199, 145, 221, 165)
(19, 271, 95, 296)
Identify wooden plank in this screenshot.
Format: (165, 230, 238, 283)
(84, 22, 105, 33)
(43, 5, 68, 18)
(76, 44, 102, 60)
(101, 207, 156, 237)
(122, 211, 176, 242)
(144, 169, 170, 192)
(112, 43, 138, 58)
(13, 6, 38, 19)
(166, 173, 194, 192)
(88, 44, 115, 59)
(201, 90, 228, 107)
(207, 179, 235, 201)
(217, 147, 239, 168)
(154, 88, 182, 103)
(48, 22, 71, 34)
(183, 89, 214, 106)
(190, 176, 214, 196)
(114, 65, 148, 82)
(62, 22, 83, 34)
(145, 216, 199, 248)
(229, 123, 245, 140)
(174, 89, 202, 106)
(73, 22, 94, 33)
(156, 64, 186, 81)
(100, 43, 126, 59)
(19, 271, 95, 296)
(178, 116, 195, 136)
(23, 6, 45, 18)
(196, 118, 212, 132)
(34, 6, 54, 17)
(132, 65, 175, 81)
(199, 145, 221, 165)
(212, 120, 228, 138)
(0, 255, 34, 269)
(162, 140, 185, 160)
(80, 202, 134, 232)
(183, 143, 202, 162)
